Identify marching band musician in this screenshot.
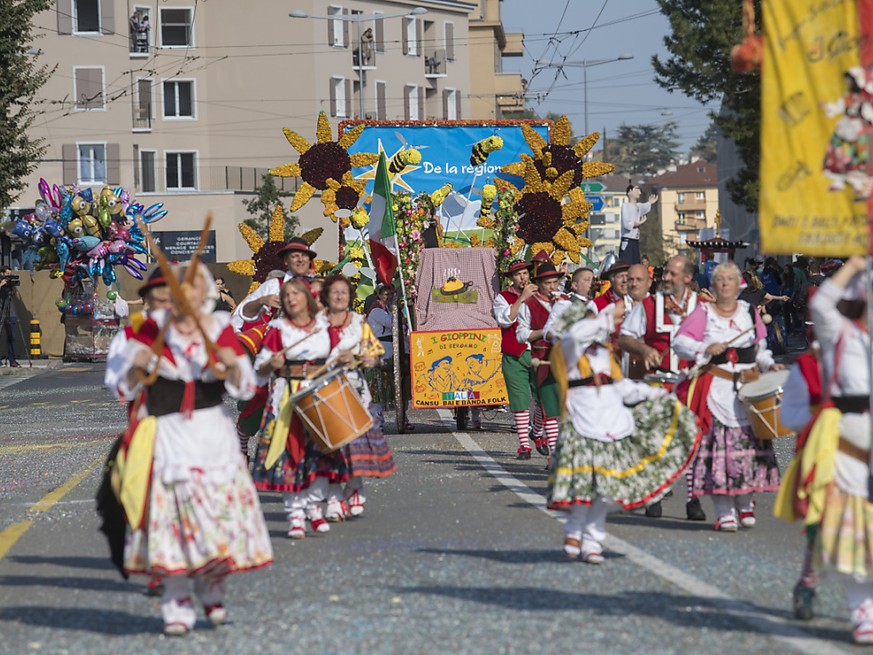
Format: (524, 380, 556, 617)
(231, 238, 318, 331)
(516, 259, 567, 462)
(106, 263, 272, 636)
(546, 302, 699, 564)
(618, 255, 707, 522)
(492, 260, 546, 460)
(592, 262, 633, 351)
(672, 262, 782, 533)
(792, 255, 873, 644)
(321, 274, 395, 521)
(250, 278, 336, 539)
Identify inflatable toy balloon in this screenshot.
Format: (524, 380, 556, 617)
(106, 289, 117, 301)
(56, 298, 68, 311)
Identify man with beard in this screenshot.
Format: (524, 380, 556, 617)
(618, 255, 706, 521)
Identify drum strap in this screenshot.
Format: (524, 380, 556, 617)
(700, 364, 760, 387)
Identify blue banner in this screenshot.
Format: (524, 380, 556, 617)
(345, 123, 550, 196)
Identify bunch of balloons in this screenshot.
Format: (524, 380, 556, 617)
(2, 178, 168, 314)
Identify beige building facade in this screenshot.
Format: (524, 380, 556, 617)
(11, 0, 523, 264)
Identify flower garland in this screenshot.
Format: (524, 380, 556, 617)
(478, 180, 522, 273)
(392, 191, 437, 300)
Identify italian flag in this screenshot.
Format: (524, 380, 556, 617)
(368, 152, 398, 286)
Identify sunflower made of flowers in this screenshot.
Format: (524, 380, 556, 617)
(269, 112, 378, 213)
(322, 171, 366, 227)
(501, 159, 592, 265)
(227, 204, 290, 293)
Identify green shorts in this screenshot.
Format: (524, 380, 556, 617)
(501, 351, 536, 411)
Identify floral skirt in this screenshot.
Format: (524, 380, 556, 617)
(817, 482, 873, 581)
(691, 419, 780, 497)
(344, 412, 396, 478)
(125, 461, 273, 577)
(548, 395, 700, 510)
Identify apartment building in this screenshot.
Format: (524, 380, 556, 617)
(11, 0, 523, 264)
(584, 174, 635, 265)
(648, 161, 719, 259)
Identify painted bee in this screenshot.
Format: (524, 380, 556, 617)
(469, 136, 503, 166)
(388, 148, 422, 175)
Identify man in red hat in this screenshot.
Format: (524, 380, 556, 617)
(516, 259, 567, 461)
(232, 237, 317, 331)
(492, 260, 546, 459)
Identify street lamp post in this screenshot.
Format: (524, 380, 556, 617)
(290, 7, 427, 119)
(536, 54, 634, 136)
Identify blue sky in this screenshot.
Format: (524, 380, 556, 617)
(500, 0, 717, 154)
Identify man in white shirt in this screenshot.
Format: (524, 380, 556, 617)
(232, 238, 317, 331)
(619, 184, 657, 265)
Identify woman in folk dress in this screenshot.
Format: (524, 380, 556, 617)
(250, 278, 342, 538)
(108, 264, 272, 637)
(320, 274, 395, 521)
(673, 261, 782, 532)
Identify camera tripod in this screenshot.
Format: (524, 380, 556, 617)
(1, 316, 32, 369)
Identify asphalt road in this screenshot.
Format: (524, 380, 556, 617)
(0, 364, 863, 654)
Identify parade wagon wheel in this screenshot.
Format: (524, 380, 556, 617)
(393, 300, 408, 434)
(455, 406, 469, 431)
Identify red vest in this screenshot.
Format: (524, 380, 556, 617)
(499, 289, 527, 357)
(641, 295, 691, 371)
(524, 295, 552, 360)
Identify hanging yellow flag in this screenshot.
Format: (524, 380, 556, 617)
(760, 0, 869, 255)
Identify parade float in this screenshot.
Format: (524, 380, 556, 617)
(236, 112, 612, 431)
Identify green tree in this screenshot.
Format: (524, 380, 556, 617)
(608, 122, 681, 176)
(690, 122, 719, 163)
(0, 0, 55, 213)
(652, 0, 760, 212)
(241, 175, 300, 241)
(639, 210, 666, 265)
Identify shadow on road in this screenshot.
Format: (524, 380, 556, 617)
(391, 585, 848, 643)
(416, 547, 626, 565)
(8, 555, 115, 571)
(0, 574, 136, 593)
(0, 606, 162, 635)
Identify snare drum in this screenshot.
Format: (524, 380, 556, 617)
(737, 369, 795, 440)
(292, 369, 374, 453)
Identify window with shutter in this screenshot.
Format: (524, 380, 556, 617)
(134, 78, 153, 129)
(445, 22, 455, 61)
(444, 89, 458, 120)
(101, 0, 114, 35)
(345, 78, 352, 118)
(74, 67, 104, 110)
(404, 17, 416, 56)
(74, 0, 100, 33)
(404, 86, 411, 120)
(78, 143, 107, 183)
(107, 143, 120, 183)
(374, 15, 384, 53)
(62, 144, 77, 185)
(328, 6, 344, 47)
(342, 9, 350, 49)
(331, 77, 346, 117)
(129, 6, 152, 54)
(418, 90, 424, 121)
(455, 91, 461, 120)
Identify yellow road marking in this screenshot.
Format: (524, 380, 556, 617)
(0, 521, 34, 561)
(62, 367, 91, 373)
(0, 438, 110, 456)
(0, 454, 105, 560)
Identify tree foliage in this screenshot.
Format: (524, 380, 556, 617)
(0, 0, 55, 212)
(652, 0, 760, 212)
(606, 122, 681, 177)
(690, 122, 719, 163)
(242, 175, 300, 241)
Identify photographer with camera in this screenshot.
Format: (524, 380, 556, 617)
(0, 266, 21, 368)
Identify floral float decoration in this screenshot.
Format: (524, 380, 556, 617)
(227, 204, 326, 293)
(476, 180, 522, 272)
(392, 186, 451, 300)
(499, 115, 615, 265)
(268, 112, 379, 222)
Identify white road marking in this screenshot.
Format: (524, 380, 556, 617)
(437, 409, 849, 655)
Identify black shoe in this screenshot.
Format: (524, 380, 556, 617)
(792, 583, 815, 621)
(533, 436, 550, 456)
(686, 498, 707, 521)
(516, 448, 532, 460)
(645, 501, 663, 518)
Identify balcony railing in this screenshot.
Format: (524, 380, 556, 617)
(133, 105, 152, 131)
(352, 45, 376, 69)
(425, 49, 447, 76)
